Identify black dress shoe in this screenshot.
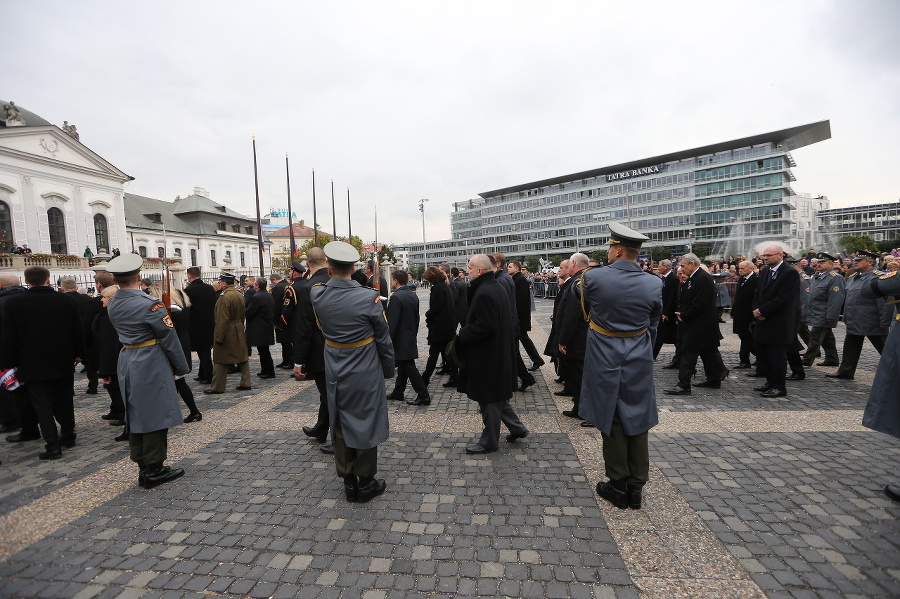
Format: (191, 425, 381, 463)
(406, 397, 431, 406)
(596, 481, 629, 509)
(745, 371, 765, 378)
(6, 433, 40, 443)
(278, 363, 295, 370)
(825, 373, 854, 380)
(387, 391, 405, 400)
(101, 412, 117, 420)
(506, 430, 529, 442)
(85, 388, 98, 395)
(0, 424, 19, 434)
(554, 389, 574, 396)
(257, 373, 276, 379)
(885, 484, 900, 503)
(529, 361, 545, 371)
(561, 410, 583, 419)
(786, 372, 806, 381)
(554, 377, 565, 384)
(60, 438, 76, 448)
(319, 443, 334, 454)
(661, 362, 679, 369)
(195, 379, 212, 385)
(442, 379, 456, 387)
(203, 389, 224, 395)
(183, 412, 202, 423)
(39, 449, 63, 460)
(519, 379, 536, 392)
(580, 421, 595, 428)
(344, 475, 358, 502)
(733, 363, 752, 369)
(435, 368, 451, 376)
(664, 386, 691, 395)
(465, 444, 497, 454)
(693, 380, 721, 389)
(628, 488, 642, 509)
(115, 431, 129, 442)
(752, 383, 772, 392)
(227, 366, 240, 374)
(236, 386, 252, 391)
(141, 465, 185, 489)
(817, 361, 840, 367)
(357, 478, 386, 503)
(303, 426, 329, 443)
(109, 419, 126, 427)
(760, 388, 787, 398)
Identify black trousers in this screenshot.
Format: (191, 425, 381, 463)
(279, 341, 292, 365)
(518, 331, 542, 365)
(0, 386, 21, 428)
(478, 400, 527, 450)
(86, 369, 99, 393)
(105, 376, 125, 418)
(256, 345, 275, 376)
(26, 374, 76, 451)
(422, 344, 445, 380)
(756, 342, 788, 391)
(837, 334, 886, 377)
(310, 376, 329, 434)
(196, 347, 213, 381)
(393, 360, 428, 397)
(333, 419, 377, 480)
(677, 348, 725, 388)
(736, 326, 755, 365)
(601, 410, 649, 491)
(6, 386, 37, 436)
(561, 358, 583, 413)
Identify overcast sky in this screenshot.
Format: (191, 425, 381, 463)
(6, 0, 899, 245)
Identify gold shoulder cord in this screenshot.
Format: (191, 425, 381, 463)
(310, 282, 327, 331)
(579, 266, 595, 324)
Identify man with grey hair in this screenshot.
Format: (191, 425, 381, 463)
(654, 259, 679, 361)
(556, 253, 590, 418)
(544, 259, 571, 390)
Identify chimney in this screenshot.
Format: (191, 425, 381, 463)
(299, 220, 305, 228)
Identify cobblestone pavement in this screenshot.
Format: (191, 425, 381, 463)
(1, 289, 898, 598)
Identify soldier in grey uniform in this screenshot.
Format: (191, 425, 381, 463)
(711, 269, 731, 323)
(829, 250, 891, 379)
(790, 258, 812, 348)
(106, 254, 190, 489)
(802, 253, 845, 367)
(308, 241, 394, 503)
(860, 268, 900, 502)
(580, 223, 662, 510)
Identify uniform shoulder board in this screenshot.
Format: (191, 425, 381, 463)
(829, 271, 839, 277)
(800, 273, 810, 279)
(313, 282, 327, 287)
(873, 270, 885, 276)
(880, 270, 898, 279)
(150, 302, 165, 312)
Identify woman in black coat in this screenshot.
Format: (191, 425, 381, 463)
(149, 282, 201, 422)
(421, 267, 456, 384)
(245, 277, 276, 378)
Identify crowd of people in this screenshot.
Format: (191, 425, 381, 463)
(0, 233, 897, 506)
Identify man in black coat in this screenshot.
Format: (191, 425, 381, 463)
(279, 261, 308, 366)
(184, 267, 216, 384)
(544, 260, 572, 388)
(654, 260, 679, 362)
(491, 253, 535, 391)
(293, 247, 332, 450)
(386, 271, 429, 405)
(270, 273, 291, 368)
(61, 278, 100, 394)
(458, 254, 528, 454)
(751, 245, 800, 398)
(0, 266, 85, 459)
(557, 254, 590, 418)
(731, 260, 758, 368)
(246, 277, 276, 378)
(0, 273, 34, 439)
(665, 254, 728, 395)
(509, 261, 545, 371)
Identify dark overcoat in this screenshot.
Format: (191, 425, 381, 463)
(271, 279, 289, 343)
(452, 276, 469, 326)
(752, 263, 800, 346)
(0, 286, 85, 382)
(293, 268, 330, 378)
(386, 285, 420, 361)
(245, 288, 275, 347)
(170, 306, 192, 368)
(184, 279, 216, 351)
(425, 280, 456, 346)
(512, 271, 533, 332)
(456, 274, 514, 404)
(556, 273, 588, 361)
(213, 286, 249, 364)
(544, 277, 572, 358)
(731, 272, 758, 333)
(861, 270, 900, 439)
(94, 308, 122, 378)
(658, 271, 679, 344)
(678, 268, 722, 352)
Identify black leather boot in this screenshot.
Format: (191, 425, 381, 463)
(141, 463, 185, 489)
(596, 480, 629, 509)
(344, 475, 359, 502)
(137, 461, 146, 487)
(357, 477, 386, 503)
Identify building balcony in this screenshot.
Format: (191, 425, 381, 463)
(0, 254, 93, 270)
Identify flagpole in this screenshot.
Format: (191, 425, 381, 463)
(311, 168, 319, 247)
(285, 153, 296, 259)
(331, 178, 337, 240)
(374, 204, 378, 264)
(346, 187, 352, 242)
(252, 136, 265, 276)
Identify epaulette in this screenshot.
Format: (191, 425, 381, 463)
(800, 273, 810, 279)
(829, 270, 840, 277)
(880, 270, 898, 279)
(313, 282, 326, 287)
(873, 270, 885, 276)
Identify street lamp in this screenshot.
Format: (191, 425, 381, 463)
(419, 198, 429, 269)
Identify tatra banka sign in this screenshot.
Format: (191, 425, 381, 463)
(606, 164, 663, 182)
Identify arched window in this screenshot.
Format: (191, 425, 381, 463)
(93, 214, 109, 254)
(138, 246, 147, 258)
(0, 201, 13, 253)
(210, 249, 217, 266)
(47, 207, 67, 254)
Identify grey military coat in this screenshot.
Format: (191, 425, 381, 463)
(579, 260, 662, 436)
(843, 269, 891, 337)
(711, 272, 731, 308)
(310, 278, 394, 449)
(861, 270, 900, 439)
(806, 270, 845, 328)
(108, 289, 190, 434)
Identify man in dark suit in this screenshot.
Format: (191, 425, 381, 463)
(731, 260, 758, 368)
(184, 267, 216, 384)
(491, 253, 535, 392)
(509, 261, 545, 371)
(544, 260, 572, 391)
(0, 266, 85, 460)
(61, 278, 99, 394)
(386, 270, 429, 405)
(557, 253, 590, 418)
(270, 273, 291, 368)
(450, 267, 468, 328)
(293, 247, 333, 452)
(751, 244, 800, 397)
(665, 254, 728, 395)
(654, 259, 679, 362)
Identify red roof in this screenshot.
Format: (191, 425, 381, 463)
(267, 222, 319, 238)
